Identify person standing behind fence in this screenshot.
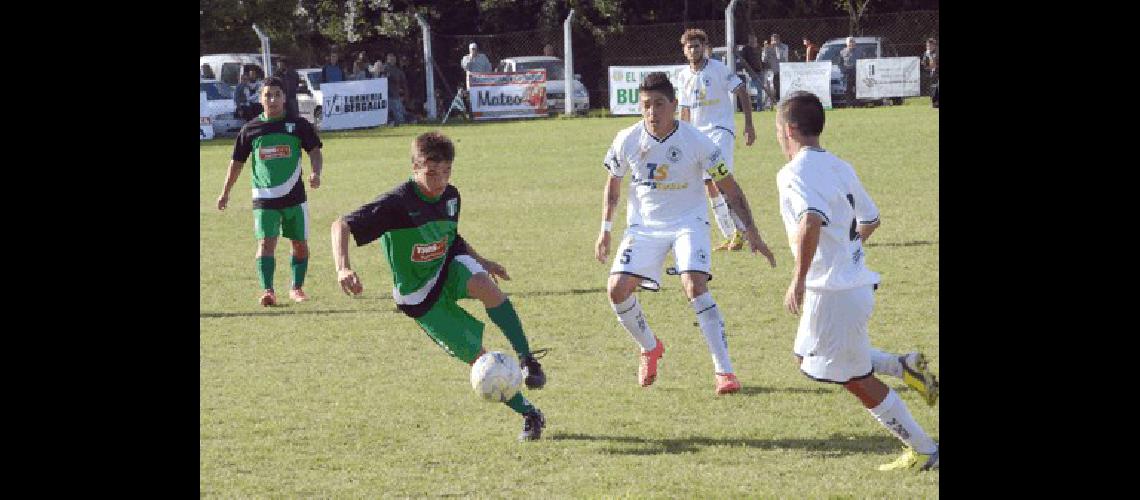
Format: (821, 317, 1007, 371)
(274, 57, 302, 120)
(385, 53, 408, 125)
(461, 42, 492, 87)
(762, 33, 789, 103)
(803, 37, 818, 62)
(350, 54, 370, 81)
(840, 37, 860, 107)
(234, 73, 254, 121)
(322, 52, 345, 83)
(923, 38, 938, 108)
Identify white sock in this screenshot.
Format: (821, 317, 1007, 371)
(868, 389, 937, 454)
(870, 348, 903, 379)
(691, 292, 733, 374)
(710, 195, 736, 238)
(611, 295, 657, 352)
(730, 211, 745, 234)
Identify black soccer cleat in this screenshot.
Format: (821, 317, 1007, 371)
(518, 409, 545, 442)
(520, 348, 549, 390)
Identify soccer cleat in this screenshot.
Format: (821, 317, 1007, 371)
(259, 289, 277, 307)
(878, 446, 939, 472)
(727, 230, 744, 251)
(714, 235, 735, 251)
(518, 409, 545, 442)
(900, 352, 939, 407)
(520, 348, 549, 390)
(714, 373, 742, 395)
(289, 288, 309, 303)
(638, 337, 665, 387)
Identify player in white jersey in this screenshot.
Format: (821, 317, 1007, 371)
(595, 72, 777, 395)
(775, 91, 938, 472)
(676, 28, 757, 252)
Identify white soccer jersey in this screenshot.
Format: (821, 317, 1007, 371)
(604, 120, 727, 228)
(677, 58, 744, 134)
(777, 147, 881, 291)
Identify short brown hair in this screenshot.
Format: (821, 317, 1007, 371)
(680, 28, 708, 45)
(639, 72, 675, 102)
(411, 131, 455, 163)
(777, 91, 825, 137)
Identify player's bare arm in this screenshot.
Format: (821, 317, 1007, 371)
(330, 217, 363, 296)
(216, 160, 245, 210)
(785, 212, 823, 315)
(714, 175, 776, 267)
(595, 175, 622, 263)
(734, 85, 756, 146)
(856, 219, 880, 243)
(465, 241, 511, 282)
(308, 147, 323, 189)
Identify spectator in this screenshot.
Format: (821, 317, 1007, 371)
(803, 37, 818, 62)
(385, 53, 408, 125)
(273, 57, 301, 119)
(839, 37, 859, 106)
(201, 63, 215, 80)
(762, 33, 789, 103)
(543, 44, 556, 57)
(923, 38, 938, 108)
(234, 73, 255, 121)
(401, 54, 423, 123)
(322, 52, 345, 83)
(350, 52, 370, 81)
(460, 42, 492, 87)
(739, 34, 771, 110)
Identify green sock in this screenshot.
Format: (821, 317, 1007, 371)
(291, 256, 308, 288)
(486, 298, 531, 358)
(504, 392, 535, 416)
(257, 256, 275, 290)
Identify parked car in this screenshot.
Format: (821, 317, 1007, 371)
(711, 45, 764, 111)
(200, 53, 281, 87)
(199, 79, 244, 137)
(295, 68, 324, 128)
(814, 37, 904, 107)
(495, 56, 590, 114)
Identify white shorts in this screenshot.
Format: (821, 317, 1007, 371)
(701, 127, 735, 182)
(793, 285, 875, 384)
(609, 218, 713, 291)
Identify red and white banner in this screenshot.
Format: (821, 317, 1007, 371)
(468, 70, 547, 120)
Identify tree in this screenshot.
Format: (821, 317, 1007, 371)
(835, 0, 872, 35)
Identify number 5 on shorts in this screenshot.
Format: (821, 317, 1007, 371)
(620, 248, 632, 264)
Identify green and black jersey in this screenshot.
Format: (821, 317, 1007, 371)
(344, 180, 469, 318)
(232, 114, 322, 210)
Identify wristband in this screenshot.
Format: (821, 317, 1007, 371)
(601, 221, 612, 232)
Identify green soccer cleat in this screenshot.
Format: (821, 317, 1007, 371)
(878, 446, 939, 472)
(900, 352, 939, 407)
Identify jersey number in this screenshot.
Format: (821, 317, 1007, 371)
(620, 248, 632, 264)
(846, 194, 858, 241)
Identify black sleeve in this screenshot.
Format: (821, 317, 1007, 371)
(231, 126, 252, 162)
(343, 194, 398, 247)
(452, 234, 470, 255)
(297, 119, 323, 152)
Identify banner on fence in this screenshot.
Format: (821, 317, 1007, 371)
(607, 65, 687, 115)
(468, 70, 548, 120)
(200, 92, 214, 141)
(856, 57, 921, 99)
(779, 62, 834, 109)
(318, 79, 388, 130)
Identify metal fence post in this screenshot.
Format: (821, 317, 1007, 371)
(563, 9, 575, 115)
(252, 24, 272, 76)
(725, 0, 738, 75)
(415, 13, 437, 121)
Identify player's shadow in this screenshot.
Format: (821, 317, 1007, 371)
(509, 287, 608, 298)
(550, 432, 899, 457)
(865, 240, 936, 248)
(737, 386, 837, 396)
(199, 309, 364, 319)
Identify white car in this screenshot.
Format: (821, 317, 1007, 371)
(495, 56, 589, 114)
(295, 68, 324, 128)
(199, 79, 244, 137)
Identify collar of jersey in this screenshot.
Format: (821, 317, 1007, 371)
(642, 120, 679, 143)
(688, 58, 709, 73)
(410, 178, 443, 203)
(258, 113, 285, 122)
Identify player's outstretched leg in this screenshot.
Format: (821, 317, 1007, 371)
(870, 348, 939, 407)
(845, 375, 939, 472)
(609, 275, 664, 387)
(468, 271, 546, 389)
(289, 240, 310, 302)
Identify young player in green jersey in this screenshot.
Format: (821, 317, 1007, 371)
(217, 77, 324, 307)
(330, 132, 548, 441)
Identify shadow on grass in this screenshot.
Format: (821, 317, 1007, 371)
(737, 386, 837, 396)
(865, 240, 936, 248)
(550, 432, 899, 457)
(199, 309, 368, 318)
(509, 287, 608, 298)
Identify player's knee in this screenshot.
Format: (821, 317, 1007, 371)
(291, 240, 309, 258)
(607, 276, 634, 304)
(257, 238, 277, 255)
(680, 273, 708, 299)
(468, 273, 506, 305)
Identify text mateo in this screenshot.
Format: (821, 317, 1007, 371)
(477, 91, 526, 106)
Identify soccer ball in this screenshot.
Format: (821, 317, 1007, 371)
(470, 351, 524, 402)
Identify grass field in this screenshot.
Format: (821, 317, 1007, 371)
(200, 98, 939, 497)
